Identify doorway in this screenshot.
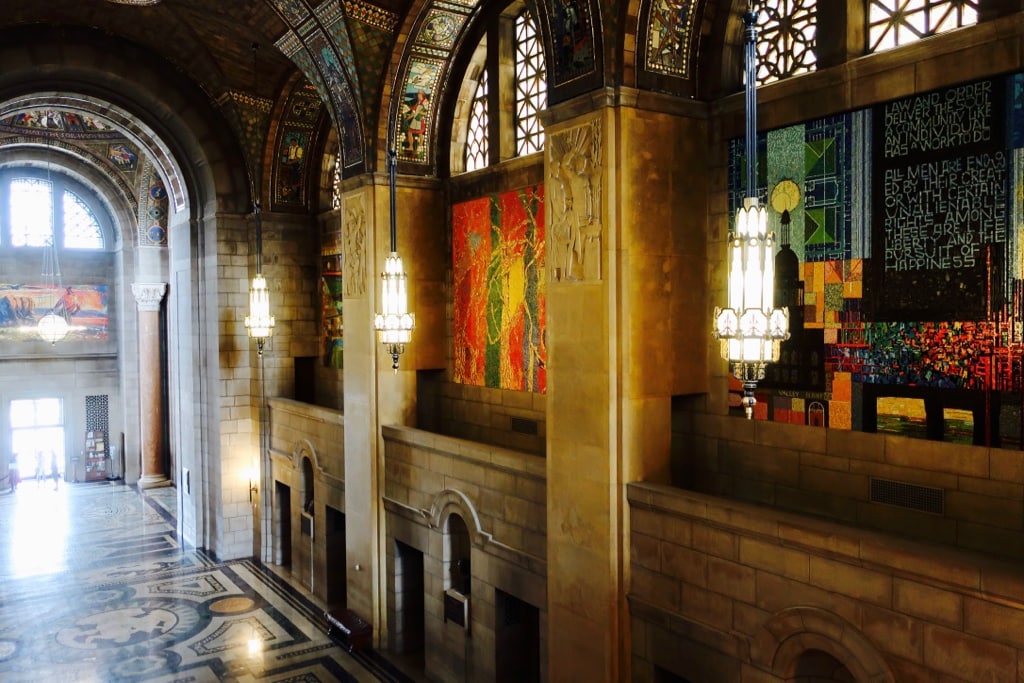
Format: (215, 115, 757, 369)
(275, 481, 292, 567)
(324, 504, 347, 607)
(9, 398, 65, 484)
(393, 539, 425, 670)
(495, 588, 540, 683)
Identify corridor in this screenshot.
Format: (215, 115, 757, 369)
(0, 482, 412, 683)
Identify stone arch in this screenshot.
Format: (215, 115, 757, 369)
(0, 24, 255, 556)
(750, 606, 895, 683)
(0, 25, 251, 214)
(291, 438, 325, 474)
(428, 488, 494, 547)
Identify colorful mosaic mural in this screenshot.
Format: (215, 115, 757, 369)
(727, 72, 1024, 448)
(0, 284, 109, 343)
(397, 59, 443, 163)
(453, 185, 546, 393)
(276, 129, 308, 205)
(308, 30, 364, 168)
(321, 254, 343, 369)
(546, 0, 597, 86)
(645, 0, 697, 78)
(0, 110, 117, 137)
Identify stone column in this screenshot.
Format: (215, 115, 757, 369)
(544, 97, 709, 681)
(132, 282, 170, 489)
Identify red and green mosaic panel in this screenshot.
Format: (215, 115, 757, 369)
(453, 185, 546, 393)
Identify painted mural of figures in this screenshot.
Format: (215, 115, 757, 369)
(402, 89, 429, 154)
(53, 286, 81, 322)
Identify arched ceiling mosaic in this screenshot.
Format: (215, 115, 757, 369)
(0, 0, 731, 184)
(0, 109, 170, 248)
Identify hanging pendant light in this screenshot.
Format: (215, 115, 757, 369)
(245, 202, 275, 355)
(712, 8, 789, 419)
(373, 149, 415, 371)
(37, 135, 68, 345)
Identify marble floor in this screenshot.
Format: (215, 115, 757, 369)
(0, 481, 415, 683)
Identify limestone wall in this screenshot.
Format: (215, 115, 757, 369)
(382, 424, 547, 682)
(268, 397, 346, 603)
(672, 407, 1024, 562)
(628, 481, 1024, 682)
(417, 372, 546, 455)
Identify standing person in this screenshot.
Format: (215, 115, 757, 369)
(35, 451, 45, 486)
(8, 456, 18, 492)
(50, 451, 60, 490)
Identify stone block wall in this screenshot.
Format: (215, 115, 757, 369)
(382, 425, 547, 682)
(672, 407, 1024, 561)
(418, 371, 546, 455)
(628, 481, 1024, 682)
(268, 397, 346, 602)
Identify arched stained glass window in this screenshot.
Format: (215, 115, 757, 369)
(63, 189, 104, 249)
(753, 0, 817, 85)
(514, 9, 546, 156)
(2, 171, 109, 251)
(465, 70, 489, 172)
(10, 178, 53, 247)
(868, 0, 979, 53)
(455, 1, 547, 174)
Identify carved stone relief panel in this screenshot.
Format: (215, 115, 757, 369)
(342, 189, 368, 297)
(548, 118, 603, 282)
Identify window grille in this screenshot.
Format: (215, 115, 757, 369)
(868, 0, 979, 53)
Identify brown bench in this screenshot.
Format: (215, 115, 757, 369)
(324, 608, 372, 652)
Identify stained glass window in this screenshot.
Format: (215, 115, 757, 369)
(868, 0, 978, 53)
(465, 70, 489, 172)
(515, 9, 546, 156)
(10, 178, 53, 247)
(753, 0, 817, 84)
(63, 190, 104, 249)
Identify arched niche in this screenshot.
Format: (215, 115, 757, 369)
(750, 606, 895, 683)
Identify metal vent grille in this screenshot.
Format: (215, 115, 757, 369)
(870, 477, 944, 514)
(510, 417, 538, 435)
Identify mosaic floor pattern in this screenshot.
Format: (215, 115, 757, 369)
(0, 482, 413, 683)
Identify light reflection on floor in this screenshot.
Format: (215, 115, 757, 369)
(0, 482, 414, 682)
(7, 478, 70, 578)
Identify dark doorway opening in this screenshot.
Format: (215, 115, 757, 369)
(325, 504, 347, 608)
(495, 588, 540, 683)
(275, 481, 292, 567)
(393, 539, 425, 672)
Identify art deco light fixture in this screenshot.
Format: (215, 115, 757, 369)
(712, 9, 789, 419)
(38, 136, 69, 345)
(373, 149, 415, 371)
(244, 202, 275, 355)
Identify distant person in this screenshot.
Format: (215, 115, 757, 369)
(35, 451, 45, 486)
(8, 457, 18, 492)
(50, 451, 60, 490)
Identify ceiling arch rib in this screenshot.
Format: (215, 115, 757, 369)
(271, 0, 403, 176)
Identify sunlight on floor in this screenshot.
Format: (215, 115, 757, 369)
(9, 480, 70, 578)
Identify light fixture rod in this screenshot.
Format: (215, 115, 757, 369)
(254, 201, 263, 274)
(388, 148, 398, 253)
(743, 10, 758, 197)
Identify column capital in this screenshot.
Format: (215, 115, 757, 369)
(132, 282, 167, 311)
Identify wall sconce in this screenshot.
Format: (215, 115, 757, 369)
(712, 9, 789, 419)
(247, 467, 259, 503)
(373, 149, 415, 370)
